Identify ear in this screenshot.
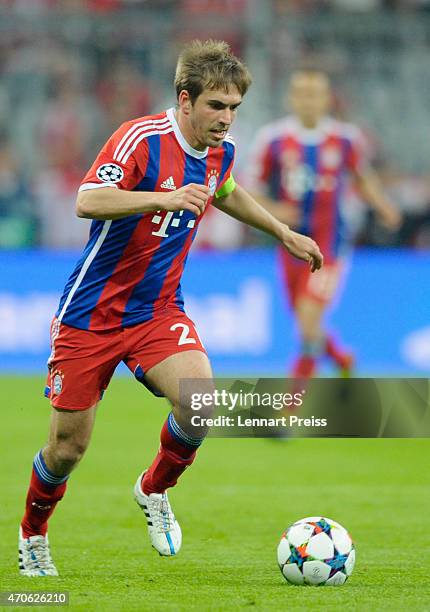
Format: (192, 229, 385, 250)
(178, 90, 192, 115)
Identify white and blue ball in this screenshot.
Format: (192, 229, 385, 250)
(277, 516, 355, 586)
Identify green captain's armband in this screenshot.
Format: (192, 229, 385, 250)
(215, 174, 236, 199)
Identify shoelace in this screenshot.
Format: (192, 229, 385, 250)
(25, 537, 55, 570)
(149, 496, 174, 533)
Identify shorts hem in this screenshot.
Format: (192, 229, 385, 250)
(294, 291, 331, 306)
(144, 345, 208, 374)
(49, 400, 97, 411)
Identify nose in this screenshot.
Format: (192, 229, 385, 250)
(219, 108, 232, 127)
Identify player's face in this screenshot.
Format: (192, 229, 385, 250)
(181, 86, 242, 149)
(288, 73, 331, 126)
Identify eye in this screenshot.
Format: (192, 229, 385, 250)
(209, 102, 225, 110)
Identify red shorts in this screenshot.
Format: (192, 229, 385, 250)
(45, 308, 206, 411)
(279, 250, 345, 306)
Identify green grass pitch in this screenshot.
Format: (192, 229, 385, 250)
(1, 375, 430, 611)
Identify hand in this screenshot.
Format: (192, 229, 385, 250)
(281, 228, 324, 272)
(160, 183, 210, 217)
(378, 206, 402, 231)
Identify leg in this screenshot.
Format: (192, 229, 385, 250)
(44, 404, 97, 475)
(19, 318, 121, 575)
(132, 350, 213, 556)
(21, 404, 97, 538)
(325, 333, 355, 375)
(279, 251, 322, 377)
(293, 295, 354, 377)
(289, 261, 351, 377)
(125, 311, 213, 555)
(142, 350, 213, 494)
(24, 318, 121, 536)
(292, 296, 327, 378)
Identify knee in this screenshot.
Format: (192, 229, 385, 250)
(181, 398, 216, 422)
(46, 436, 88, 473)
(57, 442, 86, 466)
(173, 398, 215, 443)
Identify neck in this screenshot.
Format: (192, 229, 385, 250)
(299, 116, 321, 129)
(175, 109, 206, 151)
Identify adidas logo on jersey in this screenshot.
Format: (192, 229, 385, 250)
(160, 176, 176, 190)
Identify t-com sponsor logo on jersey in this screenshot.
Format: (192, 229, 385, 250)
(96, 163, 124, 183)
(283, 164, 338, 198)
(321, 145, 342, 170)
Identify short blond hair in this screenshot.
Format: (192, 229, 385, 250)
(175, 39, 252, 103)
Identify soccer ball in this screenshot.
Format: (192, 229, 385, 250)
(277, 516, 355, 586)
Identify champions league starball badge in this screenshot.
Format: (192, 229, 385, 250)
(96, 163, 124, 183)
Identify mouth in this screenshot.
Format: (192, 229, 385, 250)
(209, 128, 227, 140)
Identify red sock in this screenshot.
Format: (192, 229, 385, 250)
(142, 416, 199, 495)
(325, 335, 354, 369)
(292, 355, 316, 379)
(21, 468, 67, 538)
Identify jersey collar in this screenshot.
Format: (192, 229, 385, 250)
(166, 107, 209, 159)
(290, 116, 333, 145)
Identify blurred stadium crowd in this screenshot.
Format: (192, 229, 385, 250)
(1, 0, 430, 249)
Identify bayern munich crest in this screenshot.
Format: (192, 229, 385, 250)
(96, 163, 124, 183)
(53, 372, 63, 395)
(207, 169, 219, 196)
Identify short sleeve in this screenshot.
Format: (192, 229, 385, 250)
(214, 136, 236, 197)
(344, 125, 367, 174)
(240, 127, 274, 193)
(79, 121, 149, 193)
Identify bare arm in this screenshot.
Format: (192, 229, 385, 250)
(247, 192, 300, 227)
(214, 183, 323, 271)
(76, 184, 210, 221)
(353, 165, 402, 230)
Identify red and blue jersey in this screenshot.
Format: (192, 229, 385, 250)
(55, 108, 235, 331)
(244, 116, 365, 262)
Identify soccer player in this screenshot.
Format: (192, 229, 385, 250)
(243, 69, 401, 378)
(18, 41, 323, 576)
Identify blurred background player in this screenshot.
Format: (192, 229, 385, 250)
(243, 69, 402, 379)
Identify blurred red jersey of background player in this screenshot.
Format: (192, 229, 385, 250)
(243, 69, 401, 378)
